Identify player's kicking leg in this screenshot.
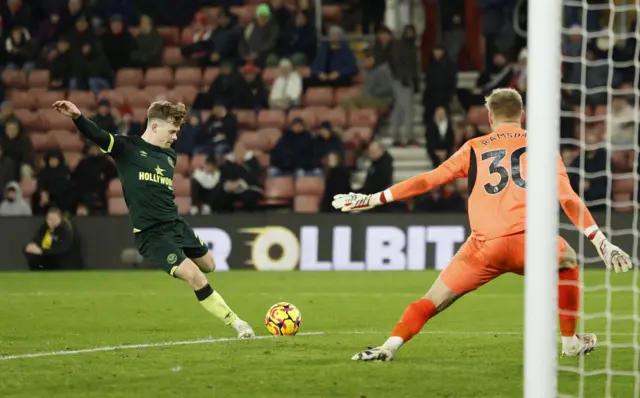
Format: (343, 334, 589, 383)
(557, 242, 596, 356)
(174, 253, 255, 339)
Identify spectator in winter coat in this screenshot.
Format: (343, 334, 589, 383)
(33, 150, 74, 215)
(197, 100, 238, 156)
(235, 63, 269, 110)
(131, 15, 163, 68)
(115, 106, 142, 137)
(193, 61, 244, 110)
(423, 45, 457, 121)
(181, 12, 214, 64)
(269, 0, 293, 27)
(459, 51, 514, 110)
(204, 8, 240, 67)
(175, 112, 202, 155)
(321, 152, 351, 212)
(101, 14, 137, 71)
(239, 4, 279, 68)
(340, 50, 393, 109)
(5, 26, 36, 72)
(278, 11, 316, 66)
(314, 121, 344, 166)
(569, 47, 615, 106)
(269, 118, 321, 176)
(309, 25, 357, 87)
(0, 146, 16, 200)
(439, 0, 465, 63)
(269, 58, 302, 109)
(216, 142, 263, 212)
(24, 207, 84, 270)
(49, 38, 75, 90)
(60, 0, 84, 35)
(569, 147, 609, 211)
(359, 141, 393, 197)
(72, 143, 117, 215)
(0, 117, 33, 181)
(190, 155, 222, 215)
(36, 12, 63, 52)
(0, 181, 31, 216)
(426, 107, 455, 168)
(91, 99, 118, 133)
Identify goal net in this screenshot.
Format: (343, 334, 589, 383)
(557, 1, 639, 397)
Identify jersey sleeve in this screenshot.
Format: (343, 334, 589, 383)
(387, 142, 471, 202)
(557, 156, 597, 233)
(73, 115, 125, 157)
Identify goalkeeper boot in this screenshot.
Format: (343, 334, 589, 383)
(351, 346, 394, 362)
(232, 319, 255, 339)
(562, 333, 597, 356)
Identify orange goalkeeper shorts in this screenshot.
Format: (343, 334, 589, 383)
(439, 233, 569, 295)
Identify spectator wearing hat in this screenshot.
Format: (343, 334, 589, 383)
(197, 99, 238, 157)
(314, 121, 344, 167)
(0, 181, 31, 216)
(116, 105, 142, 137)
(91, 99, 117, 133)
(269, 58, 302, 109)
(278, 10, 316, 66)
(181, 12, 214, 65)
(309, 25, 357, 87)
(72, 142, 117, 215)
(239, 4, 279, 68)
(269, 118, 321, 177)
(102, 14, 137, 71)
(131, 15, 163, 68)
(49, 38, 75, 91)
(235, 63, 269, 110)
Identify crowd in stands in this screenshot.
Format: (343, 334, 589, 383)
(0, 0, 637, 218)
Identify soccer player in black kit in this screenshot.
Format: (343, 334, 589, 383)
(53, 100, 255, 338)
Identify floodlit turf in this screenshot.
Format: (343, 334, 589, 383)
(0, 270, 638, 398)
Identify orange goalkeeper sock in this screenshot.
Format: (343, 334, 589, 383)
(558, 267, 580, 336)
(390, 298, 437, 342)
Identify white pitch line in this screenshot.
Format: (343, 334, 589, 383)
(0, 330, 637, 362)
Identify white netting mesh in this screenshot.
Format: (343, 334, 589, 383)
(558, 1, 640, 397)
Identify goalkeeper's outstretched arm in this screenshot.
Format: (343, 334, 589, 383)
(333, 143, 471, 212)
(557, 158, 633, 273)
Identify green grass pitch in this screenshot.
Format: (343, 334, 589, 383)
(0, 270, 637, 398)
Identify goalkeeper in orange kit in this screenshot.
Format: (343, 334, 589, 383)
(333, 88, 633, 361)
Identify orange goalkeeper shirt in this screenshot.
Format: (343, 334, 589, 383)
(387, 125, 596, 240)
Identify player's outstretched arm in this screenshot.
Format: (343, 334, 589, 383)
(557, 159, 633, 273)
(332, 143, 471, 213)
(52, 101, 123, 155)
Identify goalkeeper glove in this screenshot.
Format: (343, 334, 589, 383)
(332, 192, 385, 213)
(588, 228, 633, 273)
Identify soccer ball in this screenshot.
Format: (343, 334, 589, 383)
(265, 302, 301, 336)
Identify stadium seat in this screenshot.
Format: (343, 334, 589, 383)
(9, 90, 36, 110)
(335, 86, 361, 103)
(20, 178, 36, 197)
(180, 27, 195, 45)
(133, 108, 148, 123)
(97, 89, 125, 108)
(303, 87, 334, 107)
(175, 196, 191, 214)
(157, 26, 180, 45)
(262, 68, 278, 86)
(29, 132, 57, 150)
(296, 66, 311, 78)
(239, 131, 271, 151)
(108, 179, 123, 197)
(162, 46, 184, 65)
(119, 87, 150, 108)
(231, 5, 256, 25)
(264, 176, 295, 201)
(294, 194, 321, 213)
(203, 67, 220, 85)
(1, 70, 27, 88)
(341, 128, 360, 148)
(128, 27, 139, 36)
(352, 70, 365, 85)
(287, 108, 316, 126)
(323, 107, 347, 128)
(306, 106, 331, 124)
(145, 67, 174, 87)
(35, 90, 62, 110)
(190, 154, 207, 173)
(175, 154, 190, 176)
(14, 109, 39, 131)
(175, 67, 202, 87)
(346, 126, 373, 145)
(322, 5, 342, 22)
(348, 109, 377, 127)
(612, 192, 633, 212)
(172, 175, 191, 196)
(27, 70, 50, 88)
(171, 85, 198, 105)
(108, 197, 128, 214)
(39, 108, 75, 131)
(144, 85, 169, 101)
(233, 110, 257, 129)
(612, 177, 634, 194)
(54, 131, 85, 152)
(258, 128, 282, 148)
(258, 109, 286, 128)
(254, 151, 270, 168)
(295, 176, 325, 196)
(115, 68, 144, 87)
(67, 91, 97, 109)
(63, 151, 83, 171)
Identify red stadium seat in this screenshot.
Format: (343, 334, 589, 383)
(335, 86, 361, 103)
(295, 66, 311, 78)
(264, 176, 295, 201)
(175, 154, 190, 176)
(322, 107, 347, 128)
(115, 68, 144, 87)
(28, 70, 50, 88)
(1, 70, 27, 88)
(254, 151, 270, 168)
(258, 128, 282, 148)
(612, 178, 634, 194)
(162, 46, 184, 65)
(172, 175, 191, 196)
(262, 68, 278, 86)
(9, 90, 36, 110)
(612, 192, 633, 212)
(295, 176, 325, 196)
(258, 109, 286, 128)
(54, 131, 85, 152)
(233, 110, 257, 129)
(35, 90, 62, 110)
(39, 108, 75, 131)
(174, 67, 202, 87)
(108, 197, 128, 214)
(63, 151, 83, 171)
(303, 87, 334, 107)
(97, 89, 125, 109)
(348, 109, 377, 127)
(145, 67, 174, 87)
(157, 26, 180, 45)
(144, 85, 169, 101)
(67, 91, 97, 109)
(20, 178, 36, 197)
(294, 194, 321, 213)
(180, 27, 195, 45)
(14, 109, 40, 131)
(118, 87, 150, 108)
(29, 132, 57, 150)
(108, 179, 124, 197)
(190, 154, 207, 173)
(322, 5, 342, 22)
(203, 68, 220, 85)
(287, 108, 316, 127)
(345, 126, 373, 145)
(175, 196, 191, 215)
(171, 85, 198, 105)
(133, 108, 148, 124)
(239, 131, 270, 151)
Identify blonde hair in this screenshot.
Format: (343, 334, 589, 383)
(484, 88, 523, 120)
(147, 101, 187, 127)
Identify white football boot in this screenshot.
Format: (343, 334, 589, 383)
(562, 333, 597, 356)
(232, 319, 255, 339)
(351, 346, 395, 362)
